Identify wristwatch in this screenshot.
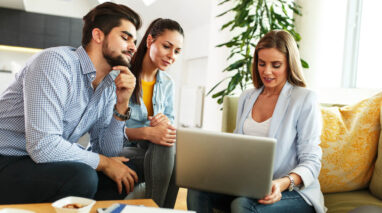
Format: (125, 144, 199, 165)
(284, 174, 295, 191)
(113, 104, 131, 120)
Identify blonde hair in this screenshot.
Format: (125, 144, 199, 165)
(252, 30, 306, 88)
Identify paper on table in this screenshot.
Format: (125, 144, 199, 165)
(121, 205, 195, 213)
(104, 203, 195, 213)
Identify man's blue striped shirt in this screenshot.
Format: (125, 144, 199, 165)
(0, 46, 125, 169)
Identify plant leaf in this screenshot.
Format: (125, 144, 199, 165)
(301, 59, 309, 68)
(217, 8, 233, 18)
(216, 39, 239, 48)
(212, 89, 226, 99)
(289, 4, 302, 16)
(221, 20, 234, 30)
(224, 59, 246, 72)
(212, 0, 307, 105)
(206, 76, 232, 95)
(218, 0, 230, 6)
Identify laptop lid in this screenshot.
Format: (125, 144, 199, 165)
(176, 128, 276, 199)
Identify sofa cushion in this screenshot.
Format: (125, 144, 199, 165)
(319, 92, 382, 193)
(370, 105, 382, 199)
(324, 190, 382, 213)
(222, 96, 239, 133)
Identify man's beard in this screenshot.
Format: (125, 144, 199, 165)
(102, 41, 130, 67)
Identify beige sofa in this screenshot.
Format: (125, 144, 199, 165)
(222, 95, 382, 213)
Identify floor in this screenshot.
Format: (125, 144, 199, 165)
(174, 188, 187, 210)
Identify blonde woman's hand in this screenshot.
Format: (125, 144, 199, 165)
(258, 180, 283, 204)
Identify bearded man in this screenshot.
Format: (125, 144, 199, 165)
(0, 2, 143, 204)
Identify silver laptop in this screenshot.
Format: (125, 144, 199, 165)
(176, 128, 276, 199)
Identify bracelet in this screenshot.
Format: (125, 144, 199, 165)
(113, 104, 131, 120)
(284, 174, 295, 191)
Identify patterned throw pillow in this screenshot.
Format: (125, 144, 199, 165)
(319, 92, 382, 193)
(370, 105, 382, 199)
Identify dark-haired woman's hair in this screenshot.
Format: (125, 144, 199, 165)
(82, 2, 142, 47)
(130, 18, 184, 104)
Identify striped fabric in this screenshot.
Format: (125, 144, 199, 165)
(0, 46, 126, 169)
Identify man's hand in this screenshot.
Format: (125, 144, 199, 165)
(148, 113, 170, 127)
(113, 66, 136, 114)
(147, 124, 176, 147)
(97, 155, 138, 194)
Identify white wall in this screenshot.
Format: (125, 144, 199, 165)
(201, 0, 234, 131)
(0, 50, 37, 94)
(165, 53, 184, 127)
(23, 0, 96, 18)
(295, 0, 348, 90)
(356, 0, 382, 88)
(174, 24, 210, 128)
(295, 0, 380, 105)
(173, 0, 235, 131)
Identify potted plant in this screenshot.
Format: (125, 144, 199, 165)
(208, 0, 308, 105)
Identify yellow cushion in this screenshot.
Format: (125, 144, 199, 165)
(319, 92, 382, 193)
(369, 105, 382, 199)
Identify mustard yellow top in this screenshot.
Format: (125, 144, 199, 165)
(141, 78, 156, 116)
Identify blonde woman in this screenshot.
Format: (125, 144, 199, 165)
(188, 30, 325, 213)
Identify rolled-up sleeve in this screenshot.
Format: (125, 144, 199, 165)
(291, 91, 322, 189)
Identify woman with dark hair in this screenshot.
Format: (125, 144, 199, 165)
(187, 30, 325, 213)
(121, 18, 184, 208)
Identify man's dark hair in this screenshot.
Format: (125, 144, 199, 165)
(82, 2, 142, 47)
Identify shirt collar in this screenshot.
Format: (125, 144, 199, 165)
(76, 46, 96, 75)
(156, 70, 163, 83)
(76, 46, 114, 89)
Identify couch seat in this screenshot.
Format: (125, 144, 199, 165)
(325, 190, 382, 213)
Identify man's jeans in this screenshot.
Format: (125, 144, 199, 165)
(0, 155, 143, 204)
(187, 189, 315, 213)
(121, 140, 178, 208)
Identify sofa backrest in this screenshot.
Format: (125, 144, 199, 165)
(221, 96, 346, 133)
(222, 93, 382, 194)
(222, 96, 239, 133)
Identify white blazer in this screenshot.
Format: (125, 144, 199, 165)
(234, 82, 325, 213)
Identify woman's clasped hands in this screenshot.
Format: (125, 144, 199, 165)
(147, 113, 176, 146)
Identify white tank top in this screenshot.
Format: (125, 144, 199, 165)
(242, 113, 271, 137)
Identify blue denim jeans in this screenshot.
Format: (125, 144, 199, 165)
(188, 189, 315, 213)
(121, 140, 178, 208)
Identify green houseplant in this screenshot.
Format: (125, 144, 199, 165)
(208, 0, 308, 105)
